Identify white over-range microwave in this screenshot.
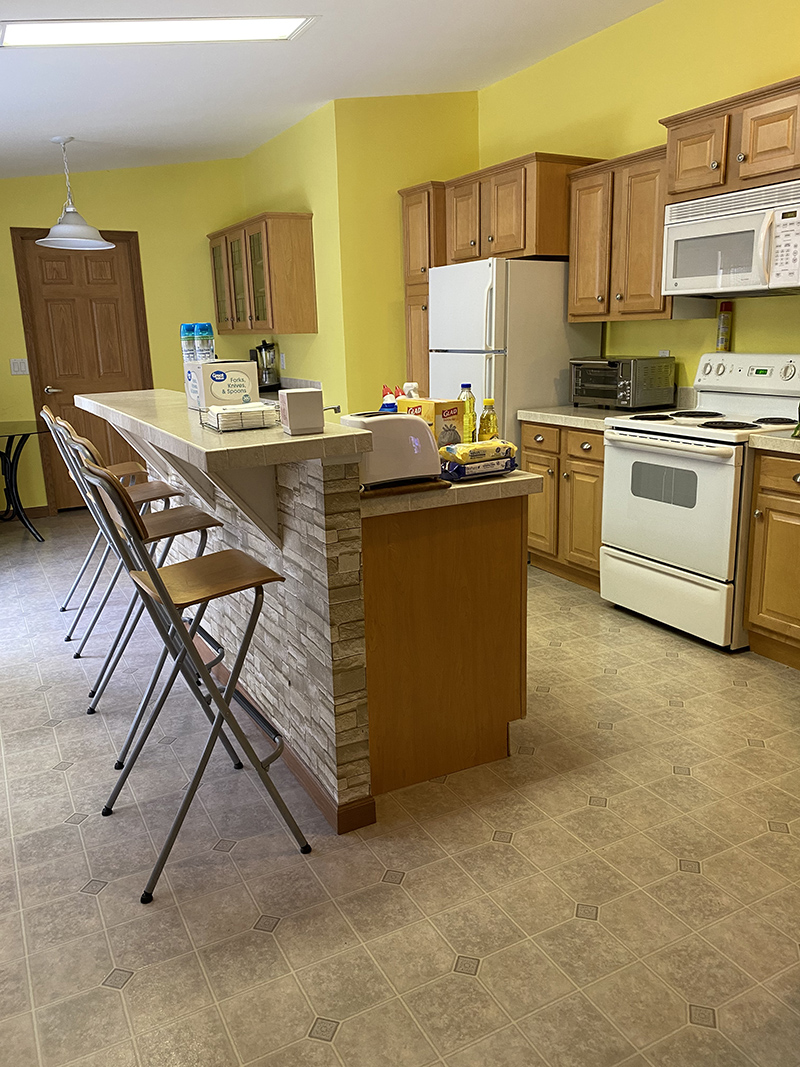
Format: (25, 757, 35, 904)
(663, 178, 800, 296)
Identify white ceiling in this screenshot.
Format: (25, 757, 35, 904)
(1, 0, 662, 179)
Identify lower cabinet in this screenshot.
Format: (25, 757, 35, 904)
(746, 451, 800, 666)
(521, 422, 604, 589)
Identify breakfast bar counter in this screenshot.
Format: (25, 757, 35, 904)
(76, 389, 541, 830)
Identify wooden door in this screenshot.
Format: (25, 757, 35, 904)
(568, 172, 613, 317)
(447, 180, 481, 261)
(245, 220, 274, 331)
(226, 229, 251, 331)
(405, 288, 429, 396)
(488, 166, 526, 255)
(402, 189, 432, 285)
(522, 449, 558, 556)
(666, 114, 729, 194)
(209, 235, 233, 333)
(738, 94, 800, 180)
(611, 156, 668, 316)
(747, 491, 800, 641)
(12, 230, 152, 511)
(560, 457, 604, 571)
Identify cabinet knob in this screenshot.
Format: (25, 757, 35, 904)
(737, 153, 746, 163)
(793, 474, 800, 484)
(596, 295, 604, 303)
(562, 471, 570, 479)
(546, 468, 554, 476)
(615, 293, 622, 301)
(469, 240, 476, 246)
(580, 441, 592, 451)
(420, 267, 426, 273)
(421, 305, 427, 311)
(487, 236, 494, 242)
(710, 160, 719, 170)
(248, 315, 253, 321)
(534, 434, 544, 443)
(754, 509, 763, 517)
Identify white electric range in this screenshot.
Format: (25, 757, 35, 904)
(600, 353, 800, 649)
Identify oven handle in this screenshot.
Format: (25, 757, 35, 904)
(604, 431, 735, 461)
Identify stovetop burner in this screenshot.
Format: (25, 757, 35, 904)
(699, 420, 759, 430)
(670, 410, 725, 418)
(630, 413, 674, 421)
(755, 417, 797, 425)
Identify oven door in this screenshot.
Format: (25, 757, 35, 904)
(602, 430, 743, 581)
(663, 211, 772, 295)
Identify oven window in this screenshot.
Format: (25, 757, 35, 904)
(631, 462, 697, 508)
(673, 230, 755, 279)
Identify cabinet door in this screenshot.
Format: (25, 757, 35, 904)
(522, 449, 558, 556)
(209, 236, 234, 333)
(560, 457, 604, 571)
(611, 156, 667, 315)
(738, 93, 800, 180)
(747, 491, 800, 641)
(447, 180, 481, 262)
(666, 114, 729, 194)
(488, 166, 526, 255)
(405, 288, 430, 396)
(226, 229, 251, 331)
(568, 172, 613, 317)
(402, 190, 433, 285)
(245, 220, 274, 332)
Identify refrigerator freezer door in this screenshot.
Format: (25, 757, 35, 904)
(428, 259, 507, 352)
(428, 352, 507, 429)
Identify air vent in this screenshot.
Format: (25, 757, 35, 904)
(666, 180, 800, 224)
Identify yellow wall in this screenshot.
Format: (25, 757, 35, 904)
(333, 94, 479, 413)
(0, 158, 245, 505)
(478, 0, 800, 385)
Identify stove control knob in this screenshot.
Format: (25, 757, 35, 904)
(780, 363, 796, 380)
(715, 363, 727, 376)
(702, 361, 714, 375)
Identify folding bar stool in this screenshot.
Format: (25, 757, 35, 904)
(80, 459, 311, 903)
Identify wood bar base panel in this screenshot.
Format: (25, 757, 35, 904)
(363, 496, 527, 795)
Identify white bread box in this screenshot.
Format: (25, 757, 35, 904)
(340, 412, 440, 488)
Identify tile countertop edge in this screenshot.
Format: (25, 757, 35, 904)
(749, 430, 800, 455)
(75, 389, 373, 473)
(360, 470, 542, 518)
(517, 406, 612, 431)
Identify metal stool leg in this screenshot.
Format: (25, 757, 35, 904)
(71, 558, 125, 657)
(60, 530, 103, 612)
(64, 544, 112, 641)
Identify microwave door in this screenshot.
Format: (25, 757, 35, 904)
(663, 213, 770, 295)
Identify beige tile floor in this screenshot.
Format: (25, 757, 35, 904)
(2, 513, 800, 1066)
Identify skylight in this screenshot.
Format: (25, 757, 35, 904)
(0, 17, 313, 47)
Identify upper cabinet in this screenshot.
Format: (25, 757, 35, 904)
(207, 212, 317, 335)
(661, 76, 800, 200)
(401, 183, 446, 284)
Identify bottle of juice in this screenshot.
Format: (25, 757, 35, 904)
(458, 383, 476, 442)
(478, 398, 499, 441)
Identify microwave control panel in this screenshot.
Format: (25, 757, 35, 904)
(771, 210, 800, 284)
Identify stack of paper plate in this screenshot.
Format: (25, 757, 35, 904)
(201, 402, 279, 432)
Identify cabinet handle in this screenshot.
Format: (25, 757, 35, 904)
(421, 305, 427, 311)
(420, 267, 426, 273)
(596, 295, 604, 302)
(487, 236, 494, 242)
(754, 509, 763, 517)
(248, 315, 253, 322)
(793, 474, 800, 483)
(615, 293, 622, 301)
(710, 160, 719, 170)
(547, 468, 554, 475)
(534, 434, 544, 443)
(580, 442, 592, 451)
(737, 153, 746, 163)
(469, 240, 476, 246)
(562, 471, 570, 479)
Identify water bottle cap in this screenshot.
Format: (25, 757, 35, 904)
(194, 322, 214, 336)
(180, 323, 196, 336)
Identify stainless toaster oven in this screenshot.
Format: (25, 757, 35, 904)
(570, 357, 676, 409)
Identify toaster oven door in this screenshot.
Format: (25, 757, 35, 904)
(572, 362, 620, 404)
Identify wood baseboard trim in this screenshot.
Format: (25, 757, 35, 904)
(193, 634, 376, 834)
(749, 631, 800, 672)
(527, 553, 600, 592)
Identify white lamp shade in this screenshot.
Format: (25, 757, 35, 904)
(36, 205, 114, 250)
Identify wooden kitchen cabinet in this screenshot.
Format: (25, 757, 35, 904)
(404, 287, 430, 397)
(661, 75, 800, 201)
(401, 183, 447, 284)
(746, 451, 800, 668)
(568, 171, 613, 317)
(447, 179, 482, 261)
(521, 421, 604, 590)
(207, 212, 317, 335)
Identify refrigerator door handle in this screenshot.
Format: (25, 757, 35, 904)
(484, 281, 493, 350)
(484, 353, 495, 400)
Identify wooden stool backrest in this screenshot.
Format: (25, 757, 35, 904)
(79, 458, 149, 546)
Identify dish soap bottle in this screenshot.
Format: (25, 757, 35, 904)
(478, 398, 499, 441)
(458, 384, 476, 443)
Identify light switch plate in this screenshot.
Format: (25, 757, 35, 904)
(658, 349, 670, 359)
(10, 358, 29, 375)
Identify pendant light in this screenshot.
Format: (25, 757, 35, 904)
(36, 137, 114, 250)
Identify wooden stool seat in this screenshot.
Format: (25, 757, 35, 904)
(142, 505, 224, 545)
(128, 480, 183, 506)
(108, 460, 147, 481)
(131, 548, 283, 609)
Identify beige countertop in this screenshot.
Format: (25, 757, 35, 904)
(360, 470, 542, 518)
(75, 389, 372, 473)
(517, 405, 612, 431)
(749, 429, 800, 455)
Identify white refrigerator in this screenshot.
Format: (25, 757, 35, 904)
(428, 258, 601, 446)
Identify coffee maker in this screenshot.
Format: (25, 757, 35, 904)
(251, 339, 280, 390)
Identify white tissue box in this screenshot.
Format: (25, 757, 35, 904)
(185, 361, 258, 411)
(279, 388, 325, 436)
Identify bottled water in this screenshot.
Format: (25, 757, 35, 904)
(180, 323, 196, 362)
(194, 322, 215, 361)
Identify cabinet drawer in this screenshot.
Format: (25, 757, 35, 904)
(565, 429, 604, 461)
(521, 422, 559, 453)
(758, 453, 800, 496)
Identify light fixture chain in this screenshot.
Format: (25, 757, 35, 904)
(61, 140, 73, 206)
